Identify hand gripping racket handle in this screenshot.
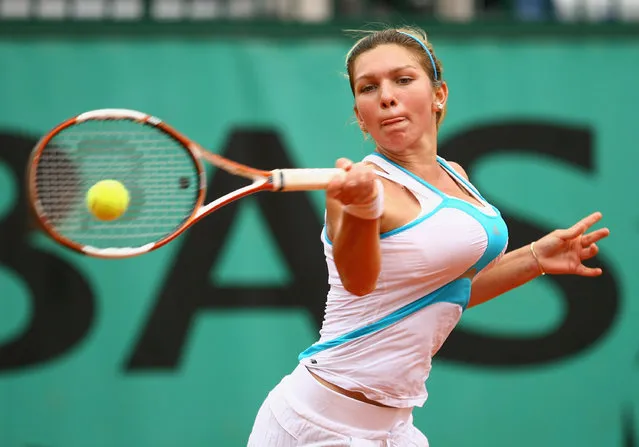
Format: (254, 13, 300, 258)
(271, 168, 343, 191)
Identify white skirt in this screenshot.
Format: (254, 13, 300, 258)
(247, 364, 429, 446)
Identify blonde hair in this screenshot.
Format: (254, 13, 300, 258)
(345, 25, 447, 129)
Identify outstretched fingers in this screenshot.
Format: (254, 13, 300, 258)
(580, 243, 599, 260)
(556, 212, 603, 240)
(575, 263, 603, 277)
(581, 227, 610, 247)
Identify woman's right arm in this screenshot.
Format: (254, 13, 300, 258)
(325, 158, 383, 296)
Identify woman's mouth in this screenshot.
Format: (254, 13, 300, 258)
(381, 117, 406, 127)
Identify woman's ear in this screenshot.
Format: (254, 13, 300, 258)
(432, 81, 449, 112)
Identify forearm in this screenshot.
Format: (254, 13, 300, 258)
(333, 213, 381, 296)
(467, 244, 543, 308)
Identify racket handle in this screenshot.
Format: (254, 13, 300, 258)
(272, 168, 343, 191)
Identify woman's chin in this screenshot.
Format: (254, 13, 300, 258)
(376, 134, 416, 153)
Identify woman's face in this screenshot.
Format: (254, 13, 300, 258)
(352, 44, 441, 154)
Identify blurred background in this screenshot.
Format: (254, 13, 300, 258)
(0, 1, 637, 446)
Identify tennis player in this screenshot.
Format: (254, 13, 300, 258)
(247, 26, 610, 446)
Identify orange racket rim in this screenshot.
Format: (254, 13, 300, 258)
(27, 108, 209, 259)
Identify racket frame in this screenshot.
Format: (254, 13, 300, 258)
(27, 108, 340, 259)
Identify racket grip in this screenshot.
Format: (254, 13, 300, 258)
(271, 168, 343, 191)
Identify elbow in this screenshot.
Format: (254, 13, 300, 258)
(344, 281, 377, 297)
(340, 268, 380, 297)
(333, 239, 381, 297)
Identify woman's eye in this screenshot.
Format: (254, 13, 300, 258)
(359, 85, 376, 93)
(397, 77, 413, 85)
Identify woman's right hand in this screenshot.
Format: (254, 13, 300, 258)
(326, 158, 379, 207)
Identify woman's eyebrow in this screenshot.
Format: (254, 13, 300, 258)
(354, 65, 418, 84)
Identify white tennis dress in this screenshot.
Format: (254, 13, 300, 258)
(247, 154, 509, 446)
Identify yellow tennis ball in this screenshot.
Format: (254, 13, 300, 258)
(86, 180, 130, 221)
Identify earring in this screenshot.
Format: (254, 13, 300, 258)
(436, 103, 444, 110)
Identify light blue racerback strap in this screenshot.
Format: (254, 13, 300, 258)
(364, 154, 443, 202)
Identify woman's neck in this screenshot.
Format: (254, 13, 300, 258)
(376, 135, 441, 182)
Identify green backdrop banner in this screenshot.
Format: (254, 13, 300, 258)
(0, 34, 636, 447)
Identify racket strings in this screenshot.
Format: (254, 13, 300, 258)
(34, 120, 201, 249)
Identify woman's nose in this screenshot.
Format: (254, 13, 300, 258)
(379, 85, 397, 109)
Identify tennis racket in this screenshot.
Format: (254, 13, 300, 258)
(27, 108, 342, 259)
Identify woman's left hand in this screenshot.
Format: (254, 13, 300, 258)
(532, 211, 610, 277)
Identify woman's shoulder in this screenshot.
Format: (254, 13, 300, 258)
(440, 158, 469, 180)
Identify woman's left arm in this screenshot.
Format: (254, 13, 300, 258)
(468, 211, 610, 309)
